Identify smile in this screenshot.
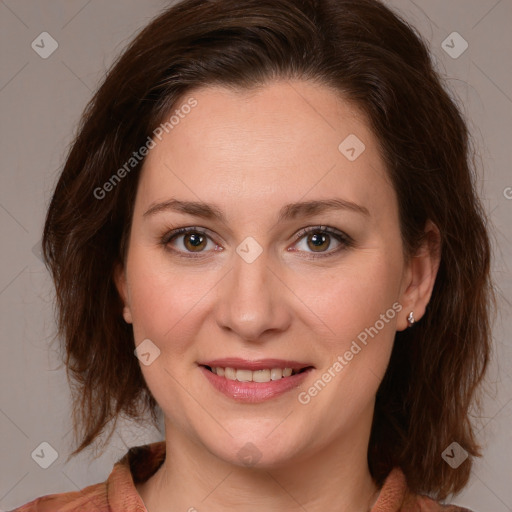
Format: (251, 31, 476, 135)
(205, 366, 308, 382)
(198, 359, 314, 402)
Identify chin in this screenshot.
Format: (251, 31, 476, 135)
(201, 433, 307, 470)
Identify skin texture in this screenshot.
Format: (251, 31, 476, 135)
(115, 80, 441, 512)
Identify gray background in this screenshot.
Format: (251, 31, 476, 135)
(0, 0, 511, 510)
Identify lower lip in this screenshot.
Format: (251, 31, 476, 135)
(200, 366, 313, 403)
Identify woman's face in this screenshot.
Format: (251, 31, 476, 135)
(116, 80, 417, 468)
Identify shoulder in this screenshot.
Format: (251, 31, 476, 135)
(378, 467, 475, 512)
(9, 441, 165, 512)
(9, 481, 109, 512)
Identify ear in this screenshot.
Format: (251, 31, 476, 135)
(113, 260, 133, 324)
(396, 220, 441, 331)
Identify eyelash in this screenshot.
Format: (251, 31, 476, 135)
(160, 225, 354, 260)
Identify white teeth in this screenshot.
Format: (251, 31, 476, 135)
(270, 368, 283, 380)
(224, 367, 237, 380)
(253, 369, 271, 382)
(236, 369, 253, 382)
(211, 366, 299, 382)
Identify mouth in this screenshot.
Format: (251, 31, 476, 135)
(202, 365, 311, 382)
(198, 358, 315, 402)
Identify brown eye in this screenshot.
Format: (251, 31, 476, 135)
(292, 226, 353, 258)
(183, 232, 207, 252)
(306, 231, 331, 252)
(162, 227, 220, 256)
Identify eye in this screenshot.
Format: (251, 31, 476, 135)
(161, 227, 222, 257)
(161, 225, 353, 259)
(290, 225, 353, 258)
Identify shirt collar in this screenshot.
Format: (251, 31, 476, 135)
(107, 441, 166, 511)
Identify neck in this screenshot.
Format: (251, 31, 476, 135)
(137, 410, 380, 512)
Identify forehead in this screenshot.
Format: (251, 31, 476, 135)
(135, 80, 396, 222)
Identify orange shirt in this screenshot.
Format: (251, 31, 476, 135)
(11, 441, 472, 512)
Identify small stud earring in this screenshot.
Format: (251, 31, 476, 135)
(407, 311, 415, 327)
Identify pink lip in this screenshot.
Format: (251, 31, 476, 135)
(199, 362, 314, 403)
(199, 358, 312, 371)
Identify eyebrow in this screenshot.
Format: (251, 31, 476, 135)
(143, 198, 369, 222)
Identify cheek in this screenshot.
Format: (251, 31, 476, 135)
(292, 250, 402, 408)
(321, 255, 401, 395)
(298, 274, 399, 432)
(292, 252, 402, 342)
(125, 248, 209, 419)
(125, 246, 209, 351)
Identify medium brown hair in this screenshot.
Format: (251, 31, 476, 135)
(42, 0, 495, 500)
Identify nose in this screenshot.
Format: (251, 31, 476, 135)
(214, 245, 292, 343)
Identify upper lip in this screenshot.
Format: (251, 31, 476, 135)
(199, 358, 314, 371)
